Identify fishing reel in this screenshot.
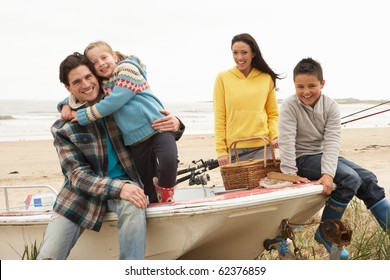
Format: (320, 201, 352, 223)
(189, 173, 210, 186)
(176, 158, 218, 185)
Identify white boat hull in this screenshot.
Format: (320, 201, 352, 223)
(0, 184, 326, 260)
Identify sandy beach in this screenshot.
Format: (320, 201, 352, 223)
(1, 127, 390, 197)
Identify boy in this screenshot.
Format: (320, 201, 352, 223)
(278, 57, 390, 259)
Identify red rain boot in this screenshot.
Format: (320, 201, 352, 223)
(153, 177, 175, 203)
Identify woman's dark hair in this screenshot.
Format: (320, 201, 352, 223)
(231, 33, 282, 88)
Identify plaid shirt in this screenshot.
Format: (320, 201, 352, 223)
(51, 115, 141, 231)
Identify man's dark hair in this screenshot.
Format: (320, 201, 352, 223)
(59, 52, 95, 86)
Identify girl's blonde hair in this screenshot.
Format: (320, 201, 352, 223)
(84, 40, 143, 68)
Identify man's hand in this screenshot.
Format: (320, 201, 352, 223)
(152, 110, 180, 132)
(119, 183, 148, 208)
(315, 173, 334, 195)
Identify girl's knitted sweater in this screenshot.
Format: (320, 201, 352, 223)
(76, 56, 164, 146)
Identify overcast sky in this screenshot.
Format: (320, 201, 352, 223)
(1, 0, 389, 103)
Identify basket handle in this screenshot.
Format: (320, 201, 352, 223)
(228, 136, 278, 167)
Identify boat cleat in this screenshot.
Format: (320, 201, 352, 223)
(263, 236, 296, 260)
(319, 219, 352, 260)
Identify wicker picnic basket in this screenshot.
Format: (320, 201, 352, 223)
(220, 136, 280, 190)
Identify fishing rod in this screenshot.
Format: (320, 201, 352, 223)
(176, 146, 264, 185)
(341, 108, 390, 125)
(176, 159, 219, 185)
(341, 100, 390, 119)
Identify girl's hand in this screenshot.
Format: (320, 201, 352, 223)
(70, 111, 78, 123)
(61, 105, 73, 121)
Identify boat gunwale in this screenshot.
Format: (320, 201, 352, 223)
(146, 183, 323, 217)
(1, 183, 324, 224)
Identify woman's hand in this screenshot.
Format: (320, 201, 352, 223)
(218, 155, 229, 166)
(271, 137, 279, 148)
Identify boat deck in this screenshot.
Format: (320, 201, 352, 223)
(0, 183, 327, 260)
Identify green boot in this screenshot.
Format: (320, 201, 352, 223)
(370, 198, 390, 231)
(315, 197, 349, 259)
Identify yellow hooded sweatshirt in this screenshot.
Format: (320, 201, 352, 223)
(213, 66, 278, 158)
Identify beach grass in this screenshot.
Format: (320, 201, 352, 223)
(259, 198, 390, 260)
(9, 239, 40, 260)
(21, 240, 40, 260)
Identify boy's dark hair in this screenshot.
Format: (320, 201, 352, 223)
(59, 52, 95, 86)
(293, 57, 323, 82)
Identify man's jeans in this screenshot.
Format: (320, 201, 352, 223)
(37, 199, 146, 260)
(296, 154, 385, 208)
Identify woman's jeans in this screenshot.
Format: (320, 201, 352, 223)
(232, 146, 273, 162)
(296, 154, 385, 208)
(37, 199, 146, 260)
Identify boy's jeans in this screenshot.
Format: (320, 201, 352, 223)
(37, 199, 146, 260)
(296, 154, 385, 208)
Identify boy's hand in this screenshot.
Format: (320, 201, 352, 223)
(315, 173, 334, 195)
(267, 172, 310, 184)
(61, 105, 73, 120)
(297, 176, 311, 184)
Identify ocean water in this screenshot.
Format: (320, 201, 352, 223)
(0, 100, 215, 142)
(0, 99, 389, 142)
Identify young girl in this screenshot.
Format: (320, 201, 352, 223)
(62, 41, 178, 203)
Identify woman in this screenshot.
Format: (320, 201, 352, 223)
(213, 33, 282, 166)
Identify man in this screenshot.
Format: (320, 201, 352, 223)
(38, 52, 183, 259)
